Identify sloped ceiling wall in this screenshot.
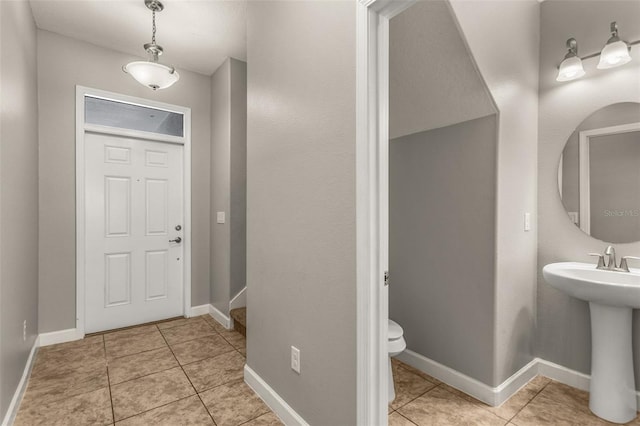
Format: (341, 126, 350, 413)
(389, 0, 496, 139)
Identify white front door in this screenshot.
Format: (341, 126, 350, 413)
(84, 132, 184, 333)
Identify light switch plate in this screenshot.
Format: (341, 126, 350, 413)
(568, 212, 579, 224)
(291, 346, 301, 374)
(524, 212, 531, 231)
(217, 211, 225, 224)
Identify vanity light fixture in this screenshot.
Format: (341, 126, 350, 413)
(597, 22, 632, 70)
(556, 21, 638, 83)
(557, 38, 585, 82)
(123, 0, 179, 90)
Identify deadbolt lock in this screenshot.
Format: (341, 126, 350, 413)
(175, 225, 182, 231)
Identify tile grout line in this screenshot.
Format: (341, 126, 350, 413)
(113, 394, 197, 423)
(199, 318, 268, 425)
(392, 382, 442, 413)
(395, 410, 420, 426)
(107, 317, 238, 388)
(201, 316, 246, 356)
(158, 322, 219, 426)
(390, 362, 442, 413)
(505, 379, 552, 423)
(104, 334, 117, 425)
(106, 318, 214, 365)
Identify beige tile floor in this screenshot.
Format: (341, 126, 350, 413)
(389, 358, 640, 426)
(14, 315, 279, 426)
(14, 320, 640, 426)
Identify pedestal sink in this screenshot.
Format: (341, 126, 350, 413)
(543, 262, 640, 424)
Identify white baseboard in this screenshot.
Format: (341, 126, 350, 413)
(492, 358, 539, 406)
(230, 286, 247, 311)
(1, 337, 39, 426)
(209, 304, 232, 329)
(537, 358, 590, 391)
(537, 358, 640, 407)
(398, 350, 640, 408)
(244, 365, 309, 426)
(189, 304, 210, 317)
(396, 349, 510, 406)
(39, 328, 83, 347)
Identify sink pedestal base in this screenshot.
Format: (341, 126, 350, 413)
(589, 302, 637, 424)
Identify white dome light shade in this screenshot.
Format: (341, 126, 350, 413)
(124, 61, 179, 90)
(557, 56, 586, 82)
(597, 40, 632, 69)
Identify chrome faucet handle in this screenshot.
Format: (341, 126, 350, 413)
(604, 245, 617, 268)
(588, 253, 606, 269)
(619, 256, 640, 273)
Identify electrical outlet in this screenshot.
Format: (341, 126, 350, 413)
(291, 346, 301, 374)
(23, 320, 27, 341)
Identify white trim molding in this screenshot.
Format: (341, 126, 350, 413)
(75, 86, 192, 335)
(356, 1, 417, 424)
(229, 286, 247, 311)
(578, 122, 640, 235)
(189, 304, 210, 317)
(539, 358, 640, 408)
(244, 365, 309, 426)
(397, 350, 640, 408)
(209, 305, 232, 329)
(396, 350, 538, 406)
(39, 328, 83, 347)
(1, 337, 39, 426)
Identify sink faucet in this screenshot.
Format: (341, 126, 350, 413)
(605, 246, 617, 269)
(589, 246, 640, 272)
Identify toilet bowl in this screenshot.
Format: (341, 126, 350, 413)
(388, 319, 407, 403)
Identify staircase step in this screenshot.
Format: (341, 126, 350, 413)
(230, 307, 246, 337)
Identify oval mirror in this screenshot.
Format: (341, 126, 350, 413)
(558, 102, 640, 243)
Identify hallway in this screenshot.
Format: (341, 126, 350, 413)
(13, 316, 280, 425)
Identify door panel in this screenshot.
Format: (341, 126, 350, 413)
(85, 132, 183, 333)
(105, 176, 131, 237)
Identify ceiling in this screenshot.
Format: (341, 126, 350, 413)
(389, 0, 496, 139)
(29, 0, 247, 76)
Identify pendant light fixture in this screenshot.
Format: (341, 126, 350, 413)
(123, 0, 179, 90)
(556, 38, 585, 82)
(597, 22, 632, 70)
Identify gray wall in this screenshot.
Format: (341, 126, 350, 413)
(390, 115, 497, 385)
(389, 0, 495, 139)
(537, 0, 640, 387)
(0, 0, 39, 420)
(210, 57, 247, 315)
(37, 30, 212, 333)
(450, 0, 539, 385)
(246, 1, 356, 424)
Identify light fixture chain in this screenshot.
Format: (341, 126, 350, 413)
(151, 9, 156, 45)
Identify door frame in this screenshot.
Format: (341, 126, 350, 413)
(578, 121, 640, 235)
(355, 1, 416, 424)
(75, 86, 192, 337)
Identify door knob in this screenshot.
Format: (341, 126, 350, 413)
(169, 237, 182, 243)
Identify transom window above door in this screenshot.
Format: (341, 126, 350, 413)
(85, 96, 184, 137)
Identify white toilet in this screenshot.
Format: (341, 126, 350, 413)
(388, 319, 407, 403)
